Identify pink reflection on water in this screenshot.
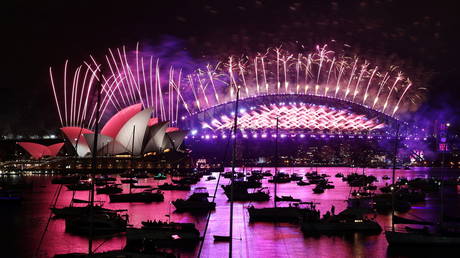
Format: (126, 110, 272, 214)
(16, 167, 458, 257)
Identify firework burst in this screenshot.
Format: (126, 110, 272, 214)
(49, 44, 423, 129)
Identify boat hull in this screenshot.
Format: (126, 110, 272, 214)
(385, 231, 460, 246)
(248, 207, 319, 223)
(172, 199, 216, 212)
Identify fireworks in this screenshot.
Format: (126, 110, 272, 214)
(203, 104, 385, 132)
(187, 45, 419, 117)
(49, 44, 422, 130)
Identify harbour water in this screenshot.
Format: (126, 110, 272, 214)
(2, 167, 460, 258)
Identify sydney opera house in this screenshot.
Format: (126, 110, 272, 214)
(17, 104, 188, 160)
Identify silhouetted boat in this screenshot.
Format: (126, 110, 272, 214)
(344, 173, 377, 187)
(66, 182, 92, 191)
(290, 173, 303, 181)
(96, 184, 123, 194)
(373, 194, 411, 213)
(51, 204, 119, 218)
(65, 212, 128, 236)
(262, 171, 273, 177)
(109, 189, 164, 203)
(363, 184, 377, 191)
(385, 229, 460, 246)
(94, 177, 116, 186)
(268, 172, 291, 183)
(297, 180, 310, 186)
(346, 196, 374, 211)
(126, 220, 200, 249)
(120, 179, 138, 184)
(172, 187, 216, 212)
(223, 186, 270, 201)
(275, 195, 301, 202)
(385, 215, 460, 246)
(351, 190, 371, 197)
(301, 208, 381, 235)
(158, 183, 191, 191)
(248, 202, 320, 223)
(312, 185, 324, 194)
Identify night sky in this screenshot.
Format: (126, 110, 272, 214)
(5, 0, 460, 134)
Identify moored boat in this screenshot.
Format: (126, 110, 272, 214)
(297, 180, 310, 186)
(126, 220, 200, 249)
(223, 186, 270, 202)
(120, 179, 138, 184)
(301, 208, 381, 235)
(275, 195, 301, 202)
(109, 189, 164, 203)
(158, 183, 191, 191)
(96, 184, 123, 194)
(172, 187, 215, 212)
(65, 212, 128, 236)
(385, 229, 460, 246)
(248, 202, 320, 223)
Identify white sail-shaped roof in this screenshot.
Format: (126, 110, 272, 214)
(143, 121, 169, 153)
(60, 127, 94, 157)
(115, 108, 152, 155)
(83, 134, 113, 154)
(162, 130, 188, 151)
(98, 139, 130, 155)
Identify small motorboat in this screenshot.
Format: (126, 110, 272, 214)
(297, 180, 310, 186)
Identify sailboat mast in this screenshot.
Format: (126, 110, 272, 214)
(274, 117, 279, 209)
(130, 125, 135, 195)
(439, 122, 449, 227)
(391, 123, 400, 232)
(229, 86, 240, 258)
(88, 68, 102, 255)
